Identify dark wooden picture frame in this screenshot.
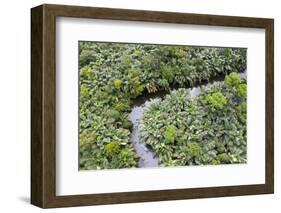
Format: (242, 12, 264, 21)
(31, 4, 274, 208)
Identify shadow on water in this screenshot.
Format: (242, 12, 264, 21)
(128, 71, 247, 168)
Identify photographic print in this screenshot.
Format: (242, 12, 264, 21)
(79, 42, 247, 170)
(31, 4, 274, 208)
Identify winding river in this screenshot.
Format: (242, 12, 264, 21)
(128, 71, 247, 168)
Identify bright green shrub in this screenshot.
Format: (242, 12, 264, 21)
(105, 141, 121, 155)
(80, 65, 92, 79)
(80, 85, 89, 98)
(164, 125, 177, 144)
(206, 92, 227, 110)
(114, 79, 122, 90)
(225, 72, 241, 87)
(237, 83, 247, 98)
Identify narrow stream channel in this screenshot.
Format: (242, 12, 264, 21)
(128, 71, 246, 168)
(129, 100, 159, 167)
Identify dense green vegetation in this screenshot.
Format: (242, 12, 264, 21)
(140, 72, 247, 166)
(79, 41, 247, 170)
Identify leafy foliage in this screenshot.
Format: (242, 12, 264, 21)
(237, 83, 247, 98)
(79, 41, 247, 170)
(105, 141, 121, 155)
(225, 71, 242, 87)
(206, 92, 227, 110)
(140, 73, 247, 166)
(164, 125, 177, 144)
(113, 79, 122, 90)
